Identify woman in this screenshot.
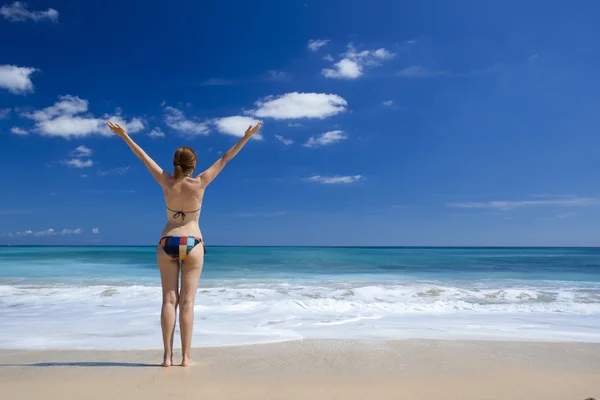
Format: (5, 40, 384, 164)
(107, 120, 262, 367)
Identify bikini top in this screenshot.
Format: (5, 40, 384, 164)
(166, 206, 201, 220)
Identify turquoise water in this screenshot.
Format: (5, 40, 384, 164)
(1, 246, 600, 349)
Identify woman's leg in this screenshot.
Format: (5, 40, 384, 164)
(179, 243, 204, 367)
(157, 246, 180, 367)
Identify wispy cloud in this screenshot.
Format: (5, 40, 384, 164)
(201, 78, 235, 86)
(447, 197, 600, 211)
(305, 175, 364, 184)
(556, 213, 575, 219)
(92, 227, 100, 234)
(97, 166, 130, 177)
(163, 105, 209, 135)
(304, 130, 347, 148)
(322, 44, 394, 79)
(250, 92, 347, 120)
(0, 209, 31, 215)
(1, 228, 82, 237)
(396, 64, 503, 79)
(0, 65, 37, 94)
(267, 70, 289, 81)
(148, 127, 165, 138)
(396, 66, 448, 78)
(70, 145, 92, 157)
(0, 108, 10, 119)
(10, 126, 28, 135)
(308, 39, 330, 52)
(382, 100, 394, 107)
(61, 158, 94, 168)
(1, 2, 58, 22)
(275, 135, 293, 145)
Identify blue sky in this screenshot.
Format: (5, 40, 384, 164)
(2, 0, 600, 246)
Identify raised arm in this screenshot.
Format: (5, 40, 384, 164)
(199, 122, 262, 186)
(107, 121, 166, 185)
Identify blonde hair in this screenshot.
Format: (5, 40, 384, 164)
(173, 146, 197, 179)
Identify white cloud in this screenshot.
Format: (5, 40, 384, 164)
(0, 65, 37, 94)
(0, 2, 59, 22)
(323, 59, 362, 79)
(97, 166, 130, 176)
(305, 175, 363, 184)
(213, 116, 262, 139)
(322, 44, 394, 79)
(164, 106, 209, 135)
(2, 227, 82, 237)
(148, 127, 165, 138)
(22, 95, 144, 138)
(275, 135, 293, 145)
(447, 197, 600, 211)
(61, 158, 93, 168)
(104, 113, 144, 134)
(10, 126, 27, 135)
(308, 39, 330, 52)
(70, 145, 92, 157)
(251, 92, 347, 120)
(288, 123, 304, 128)
(0, 108, 10, 119)
(92, 228, 100, 234)
(37, 116, 102, 137)
(25, 95, 88, 121)
(396, 66, 447, 78)
(304, 130, 347, 148)
(382, 100, 394, 107)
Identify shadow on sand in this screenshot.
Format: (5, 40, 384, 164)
(0, 361, 158, 367)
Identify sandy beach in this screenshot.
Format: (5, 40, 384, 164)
(1, 339, 599, 399)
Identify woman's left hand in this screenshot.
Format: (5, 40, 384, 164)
(107, 121, 128, 138)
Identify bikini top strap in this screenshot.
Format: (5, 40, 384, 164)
(166, 206, 201, 220)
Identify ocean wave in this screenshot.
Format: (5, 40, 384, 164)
(1, 282, 600, 349)
(1, 281, 599, 314)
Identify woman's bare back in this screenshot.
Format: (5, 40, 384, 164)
(161, 175, 206, 238)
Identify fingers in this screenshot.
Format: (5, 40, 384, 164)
(251, 121, 262, 132)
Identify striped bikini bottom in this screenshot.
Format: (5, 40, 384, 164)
(159, 236, 206, 261)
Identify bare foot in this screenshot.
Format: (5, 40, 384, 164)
(181, 358, 195, 367)
(162, 354, 173, 367)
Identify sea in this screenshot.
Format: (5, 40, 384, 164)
(1, 246, 600, 350)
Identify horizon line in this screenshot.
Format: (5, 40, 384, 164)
(1, 245, 600, 249)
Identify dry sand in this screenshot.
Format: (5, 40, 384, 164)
(1, 339, 599, 399)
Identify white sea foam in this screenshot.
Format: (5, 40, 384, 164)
(1, 281, 600, 349)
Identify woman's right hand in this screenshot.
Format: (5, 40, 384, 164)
(107, 121, 128, 138)
(244, 122, 262, 138)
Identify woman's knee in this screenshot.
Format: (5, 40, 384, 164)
(162, 291, 179, 307)
(179, 295, 195, 310)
